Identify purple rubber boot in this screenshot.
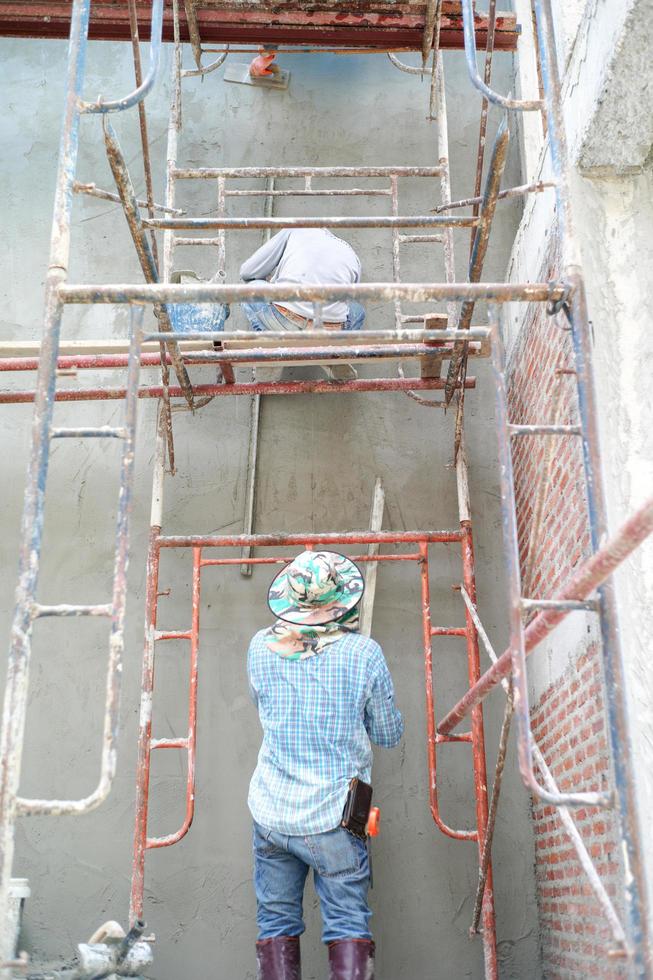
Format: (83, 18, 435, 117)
(328, 939, 375, 980)
(256, 936, 301, 980)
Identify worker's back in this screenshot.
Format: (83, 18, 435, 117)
(247, 628, 402, 836)
(240, 227, 361, 321)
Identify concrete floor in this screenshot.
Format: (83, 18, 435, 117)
(1, 38, 541, 978)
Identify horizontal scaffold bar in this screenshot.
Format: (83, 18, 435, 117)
(58, 282, 567, 304)
(157, 530, 463, 548)
(0, 375, 476, 405)
(143, 215, 477, 230)
(173, 166, 446, 179)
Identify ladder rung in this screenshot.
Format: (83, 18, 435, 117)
(155, 630, 192, 641)
(173, 236, 222, 247)
(520, 598, 599, 612)
(151, 737, 189, 750)
(398, 234, 444, 244)
(32, 603, 113, 618)
(50, 426, 127, 439)
(436, 732, 473, 743)
(431, 627, 467, 636)
(508, 424, 582, 436)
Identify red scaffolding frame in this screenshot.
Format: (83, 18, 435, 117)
(129, 516, 499, 974)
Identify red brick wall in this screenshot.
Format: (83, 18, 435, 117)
(506, 293, 625, 978)
(530, 645, 625, 978)
(506, 294, 590, 597)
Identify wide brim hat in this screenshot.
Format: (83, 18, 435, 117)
(267, 550, 364, 626)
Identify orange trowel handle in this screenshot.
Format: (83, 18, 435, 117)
(249, 47, 278, 77)
(366, 806, 381, 837)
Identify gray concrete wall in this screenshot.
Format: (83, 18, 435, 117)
(0, 37, 541, 978)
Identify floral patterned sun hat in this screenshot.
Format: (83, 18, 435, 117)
(267, 550, 365, 626)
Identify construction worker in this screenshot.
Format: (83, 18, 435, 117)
(248, 550, 403, 980)
(239, 228, 365, 381)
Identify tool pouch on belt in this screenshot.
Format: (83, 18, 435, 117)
(340, 777, 373, 841)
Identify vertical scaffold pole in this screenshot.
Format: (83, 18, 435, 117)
(0, 2, 91, 969)
(456, 425, 498, 977)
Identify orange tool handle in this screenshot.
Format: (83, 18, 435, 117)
(366, 806, 381, 837)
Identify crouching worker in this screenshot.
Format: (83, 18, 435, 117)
(239, 228, 366, 381)
(247, 550, 403, 980)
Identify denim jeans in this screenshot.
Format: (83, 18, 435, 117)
(241, 293, 365, 382)
(241, 288, 365, 335)
(253, 821, 371, 943)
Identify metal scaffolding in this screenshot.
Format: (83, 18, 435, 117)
(0, 1, 651, 978)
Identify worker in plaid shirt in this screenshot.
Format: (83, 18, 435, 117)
(248, 550, 404, 980)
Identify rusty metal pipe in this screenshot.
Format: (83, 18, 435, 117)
(433, 179, 554, 213)
(102, 119, 194, 408)
(15, 307, 143, 818)
(460, 523, 498, 976)
(58, 282, 566, 305)
(146, 547, 201, 850)
(159, 530, 463, 549)
(73, 181, 183, 214)
(0, 2, 92, 966)
(144, 214, 477, 231)
(0, 342, 483, 373)
(79, 0, 163, 113)
(173, 166, 446, 179)
(437, 494, 653, 736)
(0, 375, 476, 405)
(419, 542, 477, 842)
(444, 117, 510, 405)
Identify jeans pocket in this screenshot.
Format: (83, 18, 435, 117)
(254, 822, 282, 857)
(306, 828, 365, 879)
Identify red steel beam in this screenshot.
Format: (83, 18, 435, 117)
(0, 2, 519, 50)
(0, 375, 476, 404)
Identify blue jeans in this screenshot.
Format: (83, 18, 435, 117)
(241, 297, 366, 333)
(253, 821, 371, 943)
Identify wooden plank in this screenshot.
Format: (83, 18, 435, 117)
(0, 336, 489, 363)
(240, 177, 274, 576)
(420, 313, 449, 379)
(0, 339, 212, 357)
(360, 478, 386, 638)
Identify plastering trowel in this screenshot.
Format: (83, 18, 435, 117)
(224, 46, 290, 90)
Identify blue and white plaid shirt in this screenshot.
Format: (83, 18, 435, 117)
(247, 629, 404, 836)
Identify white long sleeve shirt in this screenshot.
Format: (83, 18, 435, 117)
(239, 228, 361, 322)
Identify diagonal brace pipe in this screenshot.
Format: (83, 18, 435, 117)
(445, 117, 510, 405)
(102, 120, 194, 408)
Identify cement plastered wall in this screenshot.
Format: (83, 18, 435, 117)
(0, 38, 541, 978)
(509, 0, 653, 945)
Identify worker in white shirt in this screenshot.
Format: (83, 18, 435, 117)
(239, 228, 365, 381)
